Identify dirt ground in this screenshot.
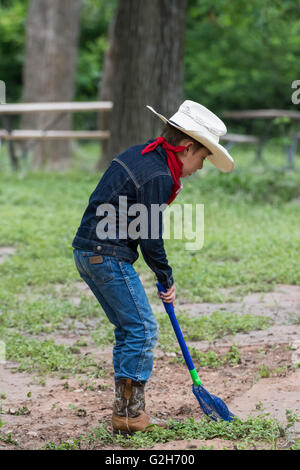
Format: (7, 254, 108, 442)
(0, 284, 299, 450)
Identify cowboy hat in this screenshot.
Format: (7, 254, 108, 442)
(146, 100, 234, 173)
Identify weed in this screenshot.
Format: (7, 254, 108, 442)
(78, 379, 108, 392)
(257, 364, 297, 380)
(69, 404, 87, 418)
(281, 409, 300, 446)
(50, 410, 299, 450)
(255, 402, 265, 411)
(8, 406, 31, 416)
(42, 439, 81, 450)
(81, 423, 114, 448)
(74, 339, 88, 347)
(225, 344, 241, 365)
(258, 364, 271, 378)
(0, 432, 18, 446)
(0, 417, 6, 428)
(290, 439, 300, 450)
(197, 444, 215, 450)
(35, 376, 46, 386)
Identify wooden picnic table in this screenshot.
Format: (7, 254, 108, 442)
(0, 101, 113, 169)
(222, 109, 300, 167)
(223, 109, 300, 120)
(0, 101, 113, 115)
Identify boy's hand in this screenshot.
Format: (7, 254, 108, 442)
(158, 284, 176, 307)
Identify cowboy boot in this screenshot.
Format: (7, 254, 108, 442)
(112, 378, 167, 434)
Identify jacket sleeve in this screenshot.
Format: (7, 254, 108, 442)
(136, 175, 174, 289)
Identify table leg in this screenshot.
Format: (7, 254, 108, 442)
(285, 137, 298, 169)
(254, 137, 267, 165)
(3, 115, 20, 170)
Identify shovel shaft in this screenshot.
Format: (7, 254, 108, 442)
(156, 282, 202, 386)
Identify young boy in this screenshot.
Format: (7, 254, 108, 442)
(72, 100, 234, 433)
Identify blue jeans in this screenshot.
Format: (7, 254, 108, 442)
(73, 249, 158, 383)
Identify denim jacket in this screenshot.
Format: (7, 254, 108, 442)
(72, 141, 175, 289)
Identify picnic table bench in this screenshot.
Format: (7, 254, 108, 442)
(222, 109, 300, 168)
(3, 130, 110, 140)
(0, 101, 113, 169)
(220, 132, 259, 147)
(1, 103, 299, 170)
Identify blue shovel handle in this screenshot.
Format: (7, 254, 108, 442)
(156, 282, 201, 385)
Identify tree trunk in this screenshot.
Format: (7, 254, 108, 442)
(100, 0, 187, 169)
(21, 0, 81, 170)
(97, 17, 116, 171)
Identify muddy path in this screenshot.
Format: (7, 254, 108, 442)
(0, 284, 299, 450)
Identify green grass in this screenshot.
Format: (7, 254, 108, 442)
(0, 143, 299, 373)
(3, 332, 107, 376)
(157, 311, 271, 347)
(0, 144, 299, 450)
(90, 309, 271, 353)
(41, 409, 299, 450)
(170, 343, 242, 368)
(0, 148, 299, 303)
(1, 291, 102, 334)
(163, 182, 300, 301)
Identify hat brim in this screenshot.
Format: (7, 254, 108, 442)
(147, 105, 234, 173)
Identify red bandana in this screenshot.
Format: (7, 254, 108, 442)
(142, 136, 185, 204)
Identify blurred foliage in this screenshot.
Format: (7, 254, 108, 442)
(197, 169, 300, 204)
(185, 0, 300, 114)
(0, 0, 117, 104)
(0, 0, 28, 102)
(74, 0, 117, 129)
(0, 0, 299, 127)
(75, 0, 118, 101)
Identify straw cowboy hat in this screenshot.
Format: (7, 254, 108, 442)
(146, 100, 234, 173)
